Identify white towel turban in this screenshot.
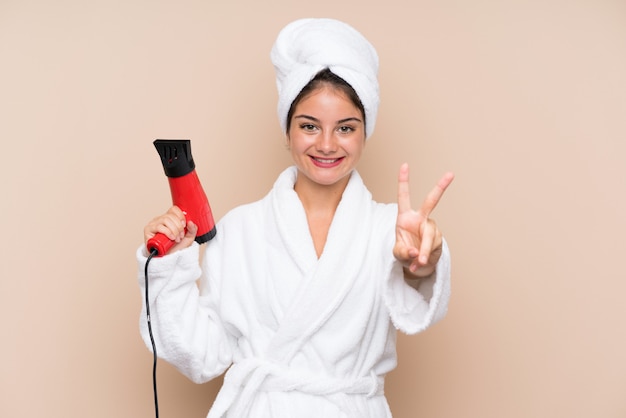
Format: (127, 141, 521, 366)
(270, 18, 380, 139)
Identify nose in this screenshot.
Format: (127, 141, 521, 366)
(316, 130, 337, 154)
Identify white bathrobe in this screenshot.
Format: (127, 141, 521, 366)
(137, 166, 451, 417)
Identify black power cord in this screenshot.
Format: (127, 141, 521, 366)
(145, 248, 160, 418)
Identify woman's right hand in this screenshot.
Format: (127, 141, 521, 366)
(143, 206, 198, 255)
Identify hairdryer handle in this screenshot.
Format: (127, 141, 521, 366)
(146, 232, 176, 256)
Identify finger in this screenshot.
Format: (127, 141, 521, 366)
(168, 206, 187, 224)
(169, 220, 199, 251)
(153, 210, 186, 239)
(398, 250, 421, 273)
(419, 171, 455, 218)
(176, 221, 198, 248)
(418, 220, 436, 265)
(397, 163, 411, 213)
(158, 216, 185, 241)
(397, 245, 419, 264)
(186, 221, 198, 237)
(145, 219, 175, 242)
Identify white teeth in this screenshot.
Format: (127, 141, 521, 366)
(314, 158, 338, 163)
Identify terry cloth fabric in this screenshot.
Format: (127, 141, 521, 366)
(136, 166, 451, 417)
(270, 18, 380, 139)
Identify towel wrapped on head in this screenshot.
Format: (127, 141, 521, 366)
(270, 18, 380, 139)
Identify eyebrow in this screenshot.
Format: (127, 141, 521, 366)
(294, 114, 363, 124)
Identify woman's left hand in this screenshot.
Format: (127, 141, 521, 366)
(393, 163, 454, 277)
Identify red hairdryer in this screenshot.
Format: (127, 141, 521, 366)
(146, 139, 216, 256)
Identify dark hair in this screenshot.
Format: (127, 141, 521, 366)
(285, 68, 366, 133)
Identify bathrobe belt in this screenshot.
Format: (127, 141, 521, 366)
(208, 357, 384, 417)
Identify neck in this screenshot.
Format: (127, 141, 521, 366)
(293, 170, 352, 259)
(293, 171, 351, 215)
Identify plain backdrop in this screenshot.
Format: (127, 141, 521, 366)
(1, 0, 625, 417)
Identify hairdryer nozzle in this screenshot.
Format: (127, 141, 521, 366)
(147, 139, 216, 257)
(153, 139, 195, 178)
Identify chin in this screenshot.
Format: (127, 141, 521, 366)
(312, 171, 353, 187)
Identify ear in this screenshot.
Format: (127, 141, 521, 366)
(285, 134, 291, 150)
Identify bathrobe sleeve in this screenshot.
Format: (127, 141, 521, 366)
(380, 204, 452, 335)
(136, 241, 235, 384)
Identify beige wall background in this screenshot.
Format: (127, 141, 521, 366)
(1, 0, 625, 417)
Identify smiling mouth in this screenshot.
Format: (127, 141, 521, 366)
(309, 156, 344, 169)
(311, 156, 343, 164)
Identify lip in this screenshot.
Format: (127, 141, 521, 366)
(310, 156, 344, 168)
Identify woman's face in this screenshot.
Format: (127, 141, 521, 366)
(287, 85, 366, 191)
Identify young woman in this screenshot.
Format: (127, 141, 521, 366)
(138, 18, 454, 418)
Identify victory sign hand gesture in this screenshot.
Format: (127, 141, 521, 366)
(393, 163, 455, 277)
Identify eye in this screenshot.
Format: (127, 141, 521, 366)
(337, 125, 355, 134)
(299, 123, 318, 132)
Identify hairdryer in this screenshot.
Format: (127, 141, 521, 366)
(146, 139, 216, 256)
